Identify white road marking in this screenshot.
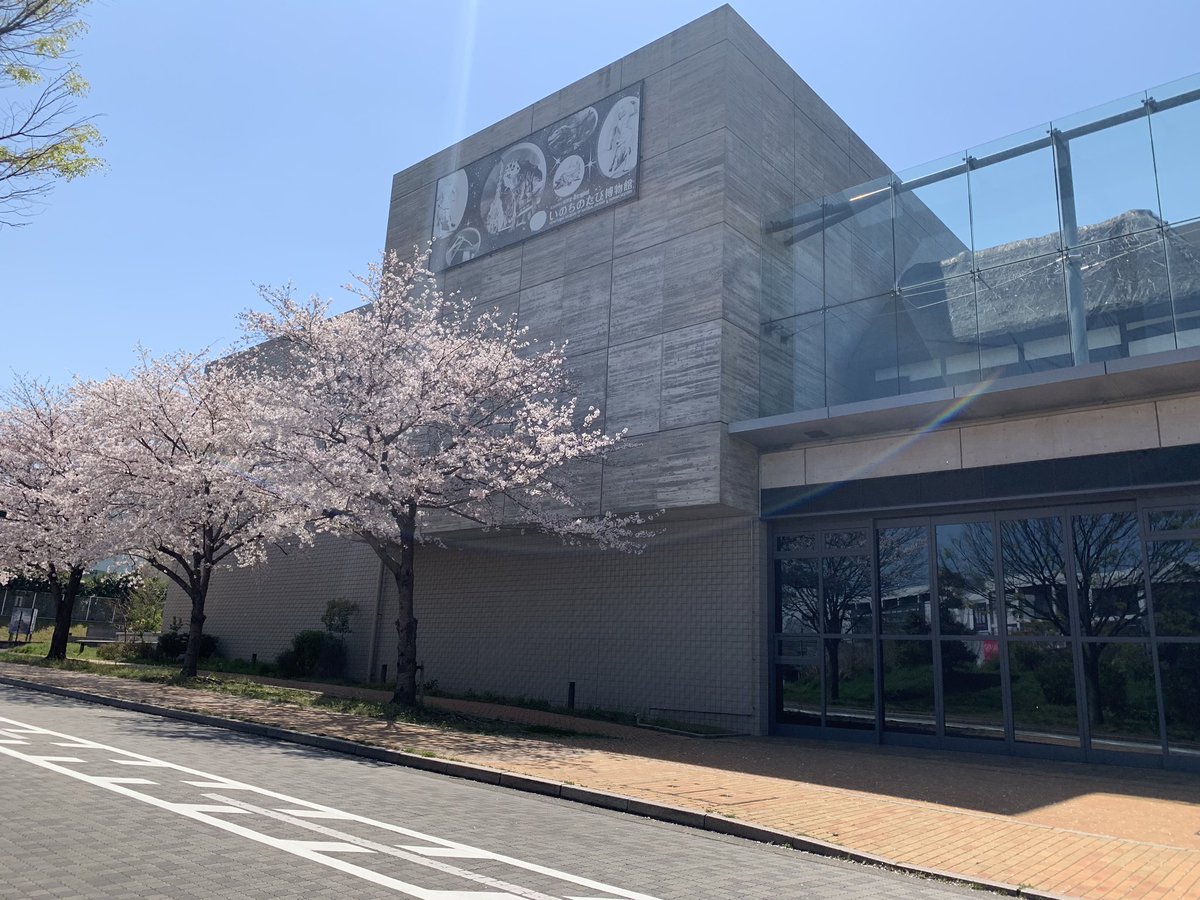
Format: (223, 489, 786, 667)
(182, 780, 255, 788)
(208, 794, 564, 900)
(275, 808, 356, 819)
(0, 714, 661, 900)
(90, 776, 157, 785)
(402, 847, 495, 859)
(27, 756, 84, 763)
(277, 840, 376, 854)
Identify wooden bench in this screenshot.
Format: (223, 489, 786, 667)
(75, 638, 121, 653)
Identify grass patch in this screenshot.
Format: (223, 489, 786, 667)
(0, 654, 591, 740)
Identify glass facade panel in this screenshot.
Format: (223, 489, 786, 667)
(776, 663, 821, 725)
(1156, 643, 1200, 755)
(941, 639, 1005, 740)
(1072, 511, 1148, 638)
(1081, 642, 1161, 753)
(1149, 73, 1200, 225)
(894, 155, 972, 288)
(1053, 94, 1160, 239)
(1078, 232, 1175, 360)
(825, 530, 868, 550)
(777, 558, 820, 634)
(760, 75, 1200, 421)
(822, 179, 895, 306)
(772, 500, 1200, 763)
(824, 638, 875, 729)
(825, 294, 898, 406)
(1008, 642, 1080, 747)
(879, 527, 931, 634)
(761, 309, 825, 416)
(969, 128, 1061, 264)
(1147, 540, 1200, 636)
(881, 640, 935, 734)
(1003, 516, 1071, 637)
(1166, 219, 1200, 348)
(821, 555, 872, 635)
(777, 533, 818, 554)
(898, 276, 980, 392)
(937, 522, 998, 635)
(1147, 508, 1200, 532)
(974, 254, 1069, 378)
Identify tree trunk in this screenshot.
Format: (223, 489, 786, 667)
(390, 504, 419, 707)
(46, 566, 84, 661)
(181, 589, 206, 678)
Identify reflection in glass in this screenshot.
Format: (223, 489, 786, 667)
(1147, 540, 1200, 636)
(1002, 517, 1071, 636)
(777, 558, 820, 634)
(941, 639, 1005, 740)
(897, 276, 980, 392)
(824, 639, 875, 729)
(882, 640, 935, 734)
(974, 254, 1069, 377)
(1147, 508, 1200, 532)
(826, 530, 868, 550)
(822, 178, 895, 306)
(777, 533, 818, 554)
(969, 128, 1061, 262)
(776, 663, 821, 726)
(894, 155, 972, 288)
(1008, 642, 1080, 746)
(821, 555, 872, 635)
(1071, 512, 1148, 638)
(1083, 642, 1160, 753)
(937, 522, 998, 635)
(1149, 73, 1200, 225)
(1054, 94, 1160, 238)
(825, 295, 899, 406)
(1078, 232, 1174, 360)
(1156, 643, 1200, 755)
(879, 527, 931, 634)
(1165, 220, 1200, 348)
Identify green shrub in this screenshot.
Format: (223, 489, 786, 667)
(155, 625, 218, 661)
(96, 642, 155, 662)
(276, 629, 346, 679)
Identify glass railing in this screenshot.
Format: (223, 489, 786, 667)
(760, 73, 1200, 417)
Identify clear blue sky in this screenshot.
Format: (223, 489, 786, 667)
(2, 0, 1197, 391)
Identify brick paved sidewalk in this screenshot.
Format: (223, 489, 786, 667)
(3, 663, 1198, 899)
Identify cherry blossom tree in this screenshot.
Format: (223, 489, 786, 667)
(78, 350, 305, 677)
(243, 251, 646, 707)
(0, 378, 117, 659)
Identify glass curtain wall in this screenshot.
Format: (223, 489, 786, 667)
(772, 501, 1200, 766)
(761, 73, 1200, 416)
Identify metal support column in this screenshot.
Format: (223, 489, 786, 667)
(1053, 129, 1090, 366)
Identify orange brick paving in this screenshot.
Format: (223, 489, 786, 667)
(2, 662, 1198, 899)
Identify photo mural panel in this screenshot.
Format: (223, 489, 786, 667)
(430, 83, 642, 271)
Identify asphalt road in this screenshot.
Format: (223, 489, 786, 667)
(0, 684, 982, 899)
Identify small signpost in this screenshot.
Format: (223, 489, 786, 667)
(6, 607, 37, 643)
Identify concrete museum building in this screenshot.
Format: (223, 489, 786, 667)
(168, 6, 1200, 769)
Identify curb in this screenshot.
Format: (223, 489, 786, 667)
(0, 672, 1068, 899)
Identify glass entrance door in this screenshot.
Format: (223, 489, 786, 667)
(773, 498, 1199, 767)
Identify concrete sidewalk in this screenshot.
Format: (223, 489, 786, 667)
(2, 663, 1198, 899)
